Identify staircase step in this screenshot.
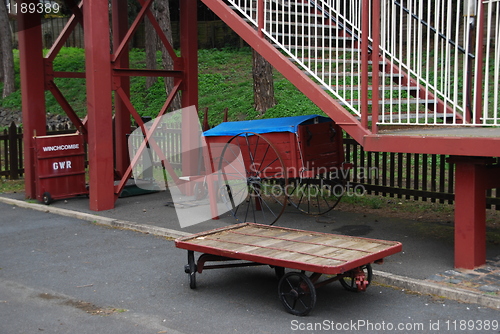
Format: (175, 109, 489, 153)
(339, 98, 437, 106)
(270, 22, 340, 30)
(306, 72, 404, 79)
(272, 0, 311, 7)
(277, 43, 357, 50)
(327, 85, 419, 92)
(230, 6, 324, 19)
(271, 33, 351, 41)
(290, 58, 385, 65)
(360, 112, 449, 122)
(279, 46, 360, 53)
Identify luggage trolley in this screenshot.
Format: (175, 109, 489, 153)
(176, 223, 402, 316)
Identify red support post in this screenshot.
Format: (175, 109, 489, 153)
(451, 157, 490, 269)
(180, 0, 199, 181)
(360, 0, 370, 130)
(84, 0, 115, 210)
(371, 0, 380, 134)
(474, 2, 486, 124)
(112, 0, 131, 178)
(18, 1, 46, 199)
(258, 0, 264, 38)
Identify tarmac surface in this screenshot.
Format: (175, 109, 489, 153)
(1, 189, 500, 311)
(4, 199, 500, 334)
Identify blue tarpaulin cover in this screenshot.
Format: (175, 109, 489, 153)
(203, 115, 332, 137)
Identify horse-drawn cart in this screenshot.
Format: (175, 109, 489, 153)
(204, 114, 349, 225)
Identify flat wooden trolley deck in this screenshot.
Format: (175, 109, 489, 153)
(175, 223, 402, 316)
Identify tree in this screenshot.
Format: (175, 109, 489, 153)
(0, 0, 15, 98)
(145, 15, 158, 89)
(252, 49, 276, 115)
(155, 0, 181, 112)
(0, 40, 4, 83)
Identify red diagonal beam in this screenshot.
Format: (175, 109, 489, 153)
(114, 81, 184, 196)
(65, 0, 83, 22)
(46, 80, 87, 136)
(112, 0, 154, 63)
(46, 1, 83, 62)
(137, 0, 178, 61)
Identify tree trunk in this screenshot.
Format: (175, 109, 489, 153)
(145, 15, 158, 89)
(0, 40, 4, 83)
(252, 49, 276, 115)
(0, 1, 15, 98)
(156, 1, 181, 112)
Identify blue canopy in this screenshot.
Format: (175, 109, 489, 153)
(203, 115, 331, 137)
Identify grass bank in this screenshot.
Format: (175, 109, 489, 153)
(0, 47, 322, 130)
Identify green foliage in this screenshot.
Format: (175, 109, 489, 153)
(261, 80, 323, 119)
(0, 46, 323, 125)
(0, 177, 24, 194)
(0, 49, 21, 108)
(197, 47, 323, 125)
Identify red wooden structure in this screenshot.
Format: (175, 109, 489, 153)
(17, 0, 500, 269)
(18, 0, 199, 211)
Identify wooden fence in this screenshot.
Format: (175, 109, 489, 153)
(0, 122, 183, 180)
(344, 137, 500, 209)
(2, 122, 500, 209)
(10, 18, 244, 50)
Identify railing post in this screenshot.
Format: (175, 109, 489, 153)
(464, 0, 478, 124)
(258, 0, 264, 38)
(360, 0, 370, 129)
(371, 0, 381, 134)
(473, 0, 485, 125)
(8, 122, 19, 180)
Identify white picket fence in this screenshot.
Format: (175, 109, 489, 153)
(228, 0, 500, 126)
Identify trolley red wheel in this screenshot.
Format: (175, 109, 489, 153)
(339, 264, 373, 292)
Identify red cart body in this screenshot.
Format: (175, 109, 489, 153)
(203, 115, 345, 179)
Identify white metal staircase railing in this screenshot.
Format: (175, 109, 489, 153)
(226, 0, 500, 127)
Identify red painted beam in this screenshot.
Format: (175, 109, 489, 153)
(113, 69, 183, 78)
(45, 1, 83, 62)
(84, 0, 115, 211)
(112, 0, 132, 179)
(111, 0, 153, 63)
(364, 134, 500, 157)
(180, 0, 199, 181)
(137, 0, 178, 61)
(114, 82, 184, 196)
(451, 158, 488, 268)
(18, 2, 46, 199)
(46, 80, 87, 136)
(52, 71, 86, 79)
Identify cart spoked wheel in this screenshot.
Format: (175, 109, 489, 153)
(286, 175, 345, 215)
(193, 182, 208, 200)
(278, 272, 316, 316)
(42, 192, 53, 205)
(184, 250, 197, 289)
(339, 264, 373, 292)
(218, 132, 288, 225)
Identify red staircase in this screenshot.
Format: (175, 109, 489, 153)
(201, 0, 500, 157)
